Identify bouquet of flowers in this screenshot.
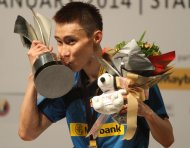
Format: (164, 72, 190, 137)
(105, 31, 175, 77)
(87, 32, 175, 140)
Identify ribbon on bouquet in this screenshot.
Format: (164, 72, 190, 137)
(116, 73, 148, 140)
(116, 71, 171, 140)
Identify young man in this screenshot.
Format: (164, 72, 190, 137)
(18, 2, 174, 148)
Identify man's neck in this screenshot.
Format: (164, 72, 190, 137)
(83, 47, 102, 83)
(83, 58, 101, 83)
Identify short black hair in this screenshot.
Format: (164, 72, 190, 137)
(53, 2, 103, 37)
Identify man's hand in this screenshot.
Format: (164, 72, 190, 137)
(119, 94, 174, 147)
(119, 94, 153, 118)
(27, 40, 53, 65)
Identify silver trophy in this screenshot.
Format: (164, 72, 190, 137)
(14, 9, 74, 98)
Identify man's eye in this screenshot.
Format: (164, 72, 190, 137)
(57, 40, 62, 45)
(65, 39, 76, 45)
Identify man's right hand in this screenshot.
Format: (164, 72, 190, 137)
(27, 40, 53, 65)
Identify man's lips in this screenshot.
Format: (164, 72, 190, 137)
(59, 57, 70, 64)
(62, 61, 70, 65)
(61, 59, 72, 67)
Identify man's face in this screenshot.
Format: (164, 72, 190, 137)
(54, 22, 95, 71)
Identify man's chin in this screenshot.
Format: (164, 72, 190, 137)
(67, 65, 80, 72)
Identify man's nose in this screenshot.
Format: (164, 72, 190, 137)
(58, 46, 70, 58)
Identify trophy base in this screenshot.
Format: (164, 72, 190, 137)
(33, 52, 74, 98)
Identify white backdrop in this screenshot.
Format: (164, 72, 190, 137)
(0, 0, 190, 148)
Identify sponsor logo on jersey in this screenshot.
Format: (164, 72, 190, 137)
(70, 122, 124, 137)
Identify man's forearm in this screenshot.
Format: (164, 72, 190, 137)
(18, 75, 42, 140)
(144, 107, 174, 147)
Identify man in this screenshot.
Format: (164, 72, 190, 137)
(18, 2, 174, 148)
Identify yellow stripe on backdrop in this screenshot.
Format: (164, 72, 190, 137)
(158, 68, 190, 90)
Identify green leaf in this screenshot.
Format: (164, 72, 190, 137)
(114, 41, 126, 52)
(138, 31, 146, 43)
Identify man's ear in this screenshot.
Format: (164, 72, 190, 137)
(93, 30, 102, 44)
